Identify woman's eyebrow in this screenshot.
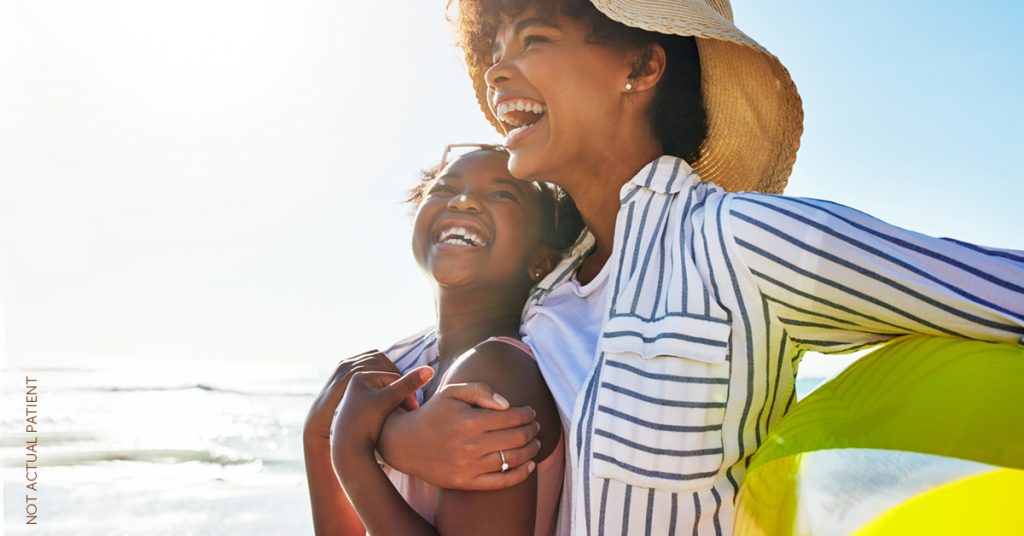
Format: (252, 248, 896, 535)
(491, 18, 562, 56)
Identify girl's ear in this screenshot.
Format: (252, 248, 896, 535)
(528, 249, 562, 282)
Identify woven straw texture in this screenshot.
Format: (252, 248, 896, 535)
(469, 0, 804, 194)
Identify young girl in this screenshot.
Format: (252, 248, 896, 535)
(304, 145, 583, 535)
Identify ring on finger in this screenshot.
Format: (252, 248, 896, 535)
(499, 450, 510, 472)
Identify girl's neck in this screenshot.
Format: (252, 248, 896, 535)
(434, 286, 525, 363)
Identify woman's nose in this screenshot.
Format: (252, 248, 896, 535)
(484, 57, 511, 90)
(448, 192, 481, 213)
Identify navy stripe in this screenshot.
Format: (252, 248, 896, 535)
(942, 236, 1024, 263)
(766, 329, 787, 438)
(621, 484, 633, 536)
(783, 196, 1024, 294)
(602, 382, 727, 408)
(738, 239, 969, 338)
(608, 311, 729, 324)
(753, 268, 911, 332)
(669, 493, 679, 536)
(644, 488, 655, 536)
(648, 198, 673, 317)
(622, 185, 642, 205)
(679, 187, 696, 312)
(603, 330, 728, 348)
(664, 158, 683, 191)
(753, 299, 771, 445)
(598, 478, 610, 536)
(696, 199, 719, 316)
(778, 317, 882, 332)
(598, 405, 723, 433)
(629, 193, 658, 281)
(732, 208, 1023, 331)
(632, 195, 673, 313)
(397, 337, 436, 373)
(393, 334, 435, 369)
(593, 452, 718, 481)
(605, 359, 729, 384)
(583, 353, 608, 534)
(691, 493, 701, 536)
(609, 203, 636, 313)
(642, 157, 661, 188)
(710, 487, 723, 536)
(595, 428, 722, 457)
(790, 338, 862, 347)
(766, 295, 865, 327)
(717, 198, 752, 501)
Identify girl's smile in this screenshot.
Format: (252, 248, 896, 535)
(412, 149, 552, 290)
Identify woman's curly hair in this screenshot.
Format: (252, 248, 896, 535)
(450, 0, 707, 166)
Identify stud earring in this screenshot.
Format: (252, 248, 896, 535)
(625, 82, 634, 91)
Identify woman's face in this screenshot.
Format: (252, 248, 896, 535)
(486, 7, 635, 182)
(412, 150, 549, 290)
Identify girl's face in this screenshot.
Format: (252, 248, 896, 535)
(412, 150, 550, 290)
(485, 7, 635, 182)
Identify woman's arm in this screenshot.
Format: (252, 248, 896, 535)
(716, 193, 1024, 350)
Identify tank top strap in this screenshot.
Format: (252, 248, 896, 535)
(483, 336, 535, 360)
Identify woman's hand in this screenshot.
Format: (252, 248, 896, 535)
(378, 381, 543, 490)
(304, 350, 418, 446)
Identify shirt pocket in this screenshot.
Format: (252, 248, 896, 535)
(590, 313, 731, 493)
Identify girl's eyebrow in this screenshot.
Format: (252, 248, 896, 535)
(491, 17, 562, 57)
(492, 177, 529, 195)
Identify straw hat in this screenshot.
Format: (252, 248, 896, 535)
(464, 0, 803, 194)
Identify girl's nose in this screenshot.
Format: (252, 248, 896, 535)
(448, 192, 481, 213)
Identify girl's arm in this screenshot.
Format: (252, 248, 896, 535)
(332, 368, 439, 536)
(304, 350, 417, 536)
(335, 342, 561, 536)
(714, 193, 1024, 350)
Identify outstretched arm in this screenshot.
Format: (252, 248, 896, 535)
(711, 193, 1024, 351)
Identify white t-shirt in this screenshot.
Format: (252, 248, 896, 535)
(522, 258, 612, 536)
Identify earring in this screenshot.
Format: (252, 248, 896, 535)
(624, 82, 634, 91)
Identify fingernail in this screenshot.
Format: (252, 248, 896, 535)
(527, 461, 536, 473)
(533, 439, 541, 448)
(418, 368, 433, 381)
(492, 393, 509, 408)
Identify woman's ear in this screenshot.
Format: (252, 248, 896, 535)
(528, 249, 561, 282)
(627, 43, 667, 93)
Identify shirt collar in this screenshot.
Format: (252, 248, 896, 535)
(620, 155, 698, 202)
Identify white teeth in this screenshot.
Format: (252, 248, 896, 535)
(494, 98, 547, 126)
(437, 225, 487, 247)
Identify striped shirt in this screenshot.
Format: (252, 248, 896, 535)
(386, 155, 1024, 535)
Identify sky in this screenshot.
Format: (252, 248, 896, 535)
(1, 0, 1021, 366)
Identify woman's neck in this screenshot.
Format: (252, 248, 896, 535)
(558, 135, 663, 283)
(434, 286, 525, 363)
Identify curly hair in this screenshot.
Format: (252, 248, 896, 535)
(450, 0, 707, 165)
(406, 146, 583, 252)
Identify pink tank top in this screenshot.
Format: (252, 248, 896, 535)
(386, 336, 565, 535)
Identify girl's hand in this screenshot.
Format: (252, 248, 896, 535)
(332, 367, 435, 458)
(303, 351, 419, 446)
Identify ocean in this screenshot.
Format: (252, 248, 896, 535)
(1, 359, 827, 535)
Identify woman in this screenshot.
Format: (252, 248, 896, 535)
(342, 0, 1024, 534)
